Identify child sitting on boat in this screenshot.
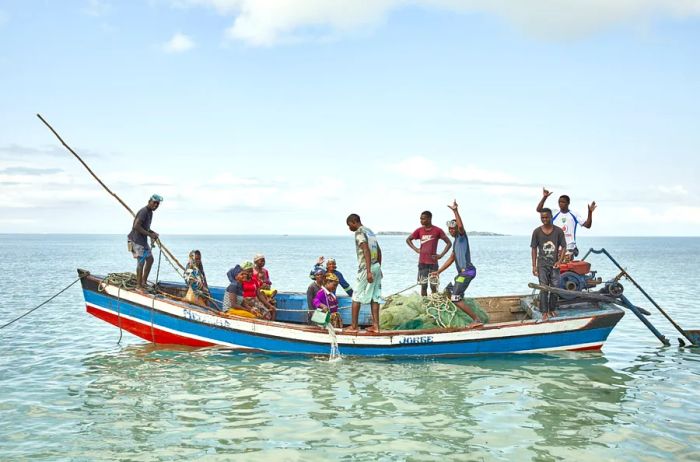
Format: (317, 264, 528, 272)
(313, 273, 343, 328)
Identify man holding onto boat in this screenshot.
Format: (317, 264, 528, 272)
(127, 194, 162, 292)
(536, 187, 596, 258)
(406, 210, 452, 296)
(432, 200, 483, 328)
(346, 214, 382, 332)
(531, 208, 567, 319)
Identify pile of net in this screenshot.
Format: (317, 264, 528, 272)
(379, 293, 489, 330)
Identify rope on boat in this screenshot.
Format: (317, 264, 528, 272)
(0, 275, 86, 331)
(424, 293, 458, 328)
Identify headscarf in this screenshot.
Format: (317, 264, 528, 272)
(226, 265, 242, 293)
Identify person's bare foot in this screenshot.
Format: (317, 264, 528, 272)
(366, 326, 379, 333)
(345, 327, 359, 333)
(466, 322, 483, 330)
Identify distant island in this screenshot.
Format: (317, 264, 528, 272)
(378, 231, 507, 236)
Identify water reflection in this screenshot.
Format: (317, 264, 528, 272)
(70, 345, 700, 460)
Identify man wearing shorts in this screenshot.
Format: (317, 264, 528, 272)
(127, 194, 162, 291)
(433, 200, 483, 328)
(346, 213, 382, 333)
(406, 210, 452, 296)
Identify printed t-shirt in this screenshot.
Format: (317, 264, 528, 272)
(409, 226, 448, 265)
(530, 226, 567, 267)
(552, 210, 582, 247)
(354, 226, 379, 270)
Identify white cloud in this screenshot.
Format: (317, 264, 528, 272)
(657, 184, 689, 196)
(389, 156, 439, 179)
(83, 0, 111, 17)
(163, 33, 196, 53)
(177, 0, 700, 45)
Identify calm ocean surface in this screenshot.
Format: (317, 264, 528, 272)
(1, 234, 699, 461)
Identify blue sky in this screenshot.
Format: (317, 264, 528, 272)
(1, 0, 699, 236)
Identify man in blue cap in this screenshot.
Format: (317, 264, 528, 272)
(127, 194, 162, 291)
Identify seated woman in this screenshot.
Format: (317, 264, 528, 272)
(312, 273, 343, 328)
(307, 267, 325, 324)
(310, 256, 353, 296)
(224, 262, 276, 320)
(184, 250, 212, 308)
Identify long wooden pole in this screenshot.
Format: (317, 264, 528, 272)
(36, 113, 186, 273)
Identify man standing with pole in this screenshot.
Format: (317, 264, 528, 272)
(128, 194, 162, 292)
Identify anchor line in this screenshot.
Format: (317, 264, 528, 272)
(0, 275, 85, 331)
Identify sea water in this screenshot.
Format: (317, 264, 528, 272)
(1, 234, 699, 461)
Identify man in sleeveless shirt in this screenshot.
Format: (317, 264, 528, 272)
(433, 200, 483, 328)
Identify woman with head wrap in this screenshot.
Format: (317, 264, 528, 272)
(312, 272, 343, 328)
(310, 256, 353, 296)
(184, 250, 211, 308)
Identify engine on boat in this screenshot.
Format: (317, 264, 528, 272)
(557, 260, 602, 292)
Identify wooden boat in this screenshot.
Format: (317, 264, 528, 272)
(79, 269, 625, 357)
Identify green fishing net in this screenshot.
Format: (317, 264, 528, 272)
(379, 293, 489, 330)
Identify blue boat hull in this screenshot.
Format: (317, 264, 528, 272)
(81, 272, 624, 357)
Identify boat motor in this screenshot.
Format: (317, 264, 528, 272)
(558, 260, 602, 295)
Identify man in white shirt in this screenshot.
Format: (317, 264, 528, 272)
(536, 187, 597, 257)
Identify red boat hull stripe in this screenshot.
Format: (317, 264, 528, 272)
(87, 305, 215, 347)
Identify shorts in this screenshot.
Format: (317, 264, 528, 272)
(451, 267, 476, 302)
(417, 263, 439, 286)
(352, 262, 383, 304)
(127, 241, 151, 264)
